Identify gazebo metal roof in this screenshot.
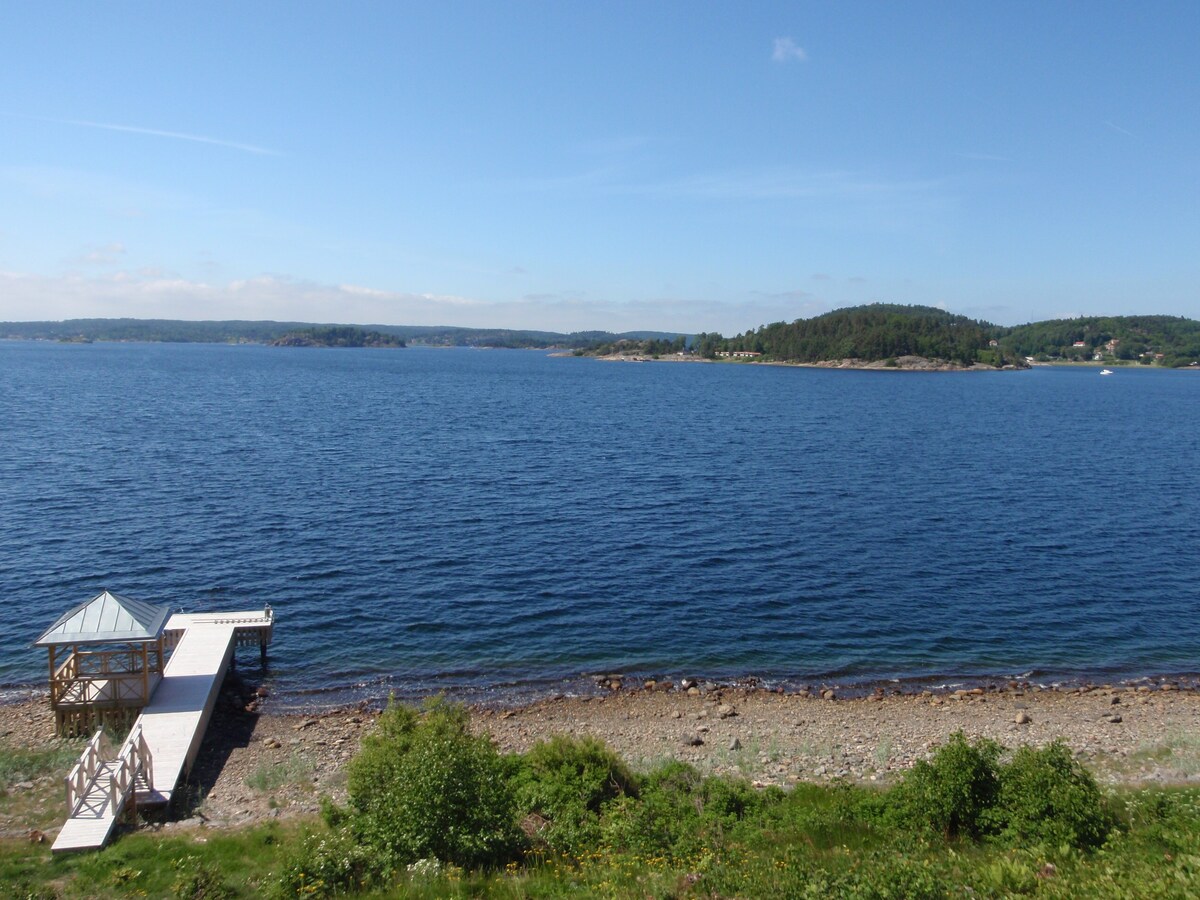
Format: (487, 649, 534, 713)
(34, 590, 171, 647)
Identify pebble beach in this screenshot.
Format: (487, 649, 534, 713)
(4, 678, 1200, 840)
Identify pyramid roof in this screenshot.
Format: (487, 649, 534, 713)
(34, 590, 170, 646)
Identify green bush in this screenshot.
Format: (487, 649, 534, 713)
(508, 735, 638, 855)
(891, 731, 1002, 840)
(600, 760, 772, 861)
(996, 741, 1113, 849)
(344, 698, 521, 869)
(273, 828, 377, 898)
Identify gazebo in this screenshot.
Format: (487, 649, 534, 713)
(35, 591, 171, 736)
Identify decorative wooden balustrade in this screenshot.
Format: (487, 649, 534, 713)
(65, 728, 112, 816)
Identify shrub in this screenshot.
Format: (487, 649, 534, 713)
(600, 760, 771, 861)
(273, 828, 377, 898)
(996, 741, 1113, 849)
(171, 854, 233, 900)
(508, 735, 638, 855)
(344, 697, 521, 869)
(891, 731, 1002, 840)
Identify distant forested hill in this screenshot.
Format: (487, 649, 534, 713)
(706, 304, 1013, 367)
(999, 315, 1200, 366)
(271, 326, 405, 348)
(0, 319, 681, 350)
(0, 318, 311, 344)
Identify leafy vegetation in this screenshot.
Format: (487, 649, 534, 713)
(712, 304, 1011, 367)
(999, 314, 1200, 366)
(270, 325, 405, 347)
(579, 335, 688, 358)
(338, 698, 521, 871)
(8, 712, 1200, 897)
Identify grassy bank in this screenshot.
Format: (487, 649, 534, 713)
(5, 785, 1200, 897)
(6, 703, 1200, 898)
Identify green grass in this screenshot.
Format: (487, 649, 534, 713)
(0, 821, 298, 898)
(0, 743, 83, 792)
(244, 752, 314, 793)
(4, 786, 1200, 897)
(8, 723, 1200, 898)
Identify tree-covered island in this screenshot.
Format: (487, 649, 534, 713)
(270, 326, 406, 348)
(584, 305, 1200, 370)
(704, 304, 1016, 369)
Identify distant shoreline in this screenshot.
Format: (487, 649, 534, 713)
(587, 352, 1022, 371)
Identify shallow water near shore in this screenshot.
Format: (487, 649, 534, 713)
(1, 343, 1197, 708)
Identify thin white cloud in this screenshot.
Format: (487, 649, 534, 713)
(74, 242, 127, 265)
(955, 152, 1011, 162)
(772, 37, 808, 64)
(640, 167, 942, 201)
(1104, 120, 1135, 139)
(8, 113, 279, 156)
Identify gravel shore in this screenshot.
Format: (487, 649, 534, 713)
(4, 680, 1200, 840)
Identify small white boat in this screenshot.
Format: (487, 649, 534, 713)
(1100, 368, 1114, 375)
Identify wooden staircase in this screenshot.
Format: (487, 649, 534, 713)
(54, 724, 152, 852)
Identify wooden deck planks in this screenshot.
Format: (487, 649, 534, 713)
(52, 610, 271, 853)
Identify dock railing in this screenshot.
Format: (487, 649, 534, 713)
(64, 724, 153, 820)
(109, 724, 151, 821)
(65, 728, 112, 814)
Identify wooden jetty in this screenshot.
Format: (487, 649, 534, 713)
(38, 596, 274, 854)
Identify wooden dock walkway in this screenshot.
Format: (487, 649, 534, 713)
(52, 610, 272, 854)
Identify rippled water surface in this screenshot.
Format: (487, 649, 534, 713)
(2, 343, 1197, 705)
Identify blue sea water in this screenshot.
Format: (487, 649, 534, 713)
(1, 342, 1198, 707)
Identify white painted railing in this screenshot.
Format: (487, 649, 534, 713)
(65, 728, 112, 814)
(64, 724, 153, 819)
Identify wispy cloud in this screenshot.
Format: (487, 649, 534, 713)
(7, 112, 279, 156)
(772, 37, 808, 64)
(1104, 120, 1135, 139)
(638, 167, 941, 201)
(751, 288, 812, 301)
(74, 242, 126, 266)
(955, 152, 1011, 162)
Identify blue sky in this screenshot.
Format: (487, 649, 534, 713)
(2, 2, 1197, 334)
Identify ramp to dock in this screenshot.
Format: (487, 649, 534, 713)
(53, 610, 272, 853)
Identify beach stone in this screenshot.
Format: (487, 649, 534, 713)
(685, 735, 704, 747)
(1110, 696, 1121, 705)
(1108, 715, 1123, 724)
(717, 704, 737, 719)
(822, 689, 836, 701)
(729, 737, 741, 751)
(687, 687, 700, 696)
(1015, 712, 1032, 725)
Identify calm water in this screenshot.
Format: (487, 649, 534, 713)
(1, 343, 1198, 707)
